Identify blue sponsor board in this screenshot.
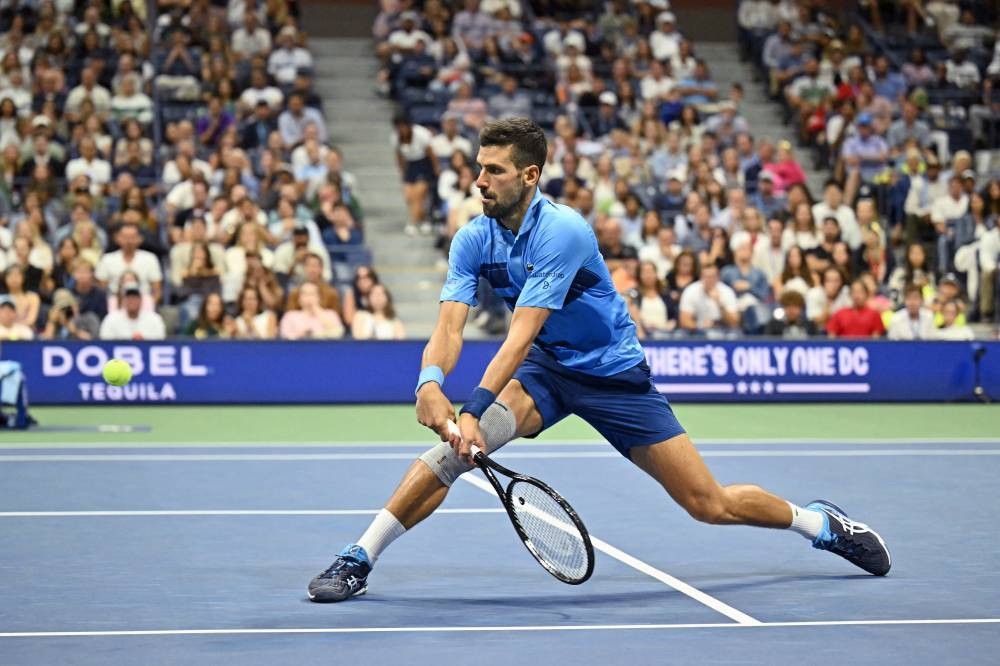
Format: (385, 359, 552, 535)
(2, 340, 998, 405)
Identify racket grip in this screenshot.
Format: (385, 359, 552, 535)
(446, 420, 461, 439)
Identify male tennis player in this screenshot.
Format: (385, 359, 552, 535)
(308, 118, 890, 602)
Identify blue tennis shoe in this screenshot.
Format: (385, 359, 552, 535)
(808, 500, 891, 576)
(308, 544, 372, 602)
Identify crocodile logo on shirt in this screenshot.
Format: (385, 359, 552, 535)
(526, 263, 534, 271)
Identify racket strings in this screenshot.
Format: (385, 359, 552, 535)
(508, 480, 589, 581)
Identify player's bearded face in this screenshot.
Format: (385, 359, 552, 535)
(477, 146, 528, 222)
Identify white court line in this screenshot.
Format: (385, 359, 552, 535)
(3, 437, 1000, 449)
(460, 474, 760, 626)
(3, 449, 999, 462)
(2, 618, 998, 639)
(0, 508, 503, 518)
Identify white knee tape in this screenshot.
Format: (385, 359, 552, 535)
(418, 400, 518, 487)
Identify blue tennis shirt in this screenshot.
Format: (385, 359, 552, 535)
(441, 187, 645, 377)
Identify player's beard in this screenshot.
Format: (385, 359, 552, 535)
(482, 180, 526, 223)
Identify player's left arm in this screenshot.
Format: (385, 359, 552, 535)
(475, 305, 551, 397)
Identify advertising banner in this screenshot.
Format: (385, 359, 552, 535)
(2, 340, 997, 405)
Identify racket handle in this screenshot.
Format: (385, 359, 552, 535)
(446, 421, 483, 460)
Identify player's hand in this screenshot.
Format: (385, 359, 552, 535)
(457, 412, 485, 465)
(415, 382, 457, 442)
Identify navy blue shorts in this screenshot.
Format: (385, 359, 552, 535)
(403, 157, 435, 184)
(512, 348, 686, 458)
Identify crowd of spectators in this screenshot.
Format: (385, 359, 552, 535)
(0, 0, 407, 342)
(375, 0, 998, 340)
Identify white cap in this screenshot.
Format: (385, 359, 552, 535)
(599, 91, 618, 105)
(730, 230, 752, 251)
(657, 11, 676, 24)
(647, 0, 670, 9)
(667, 168, 685, 181)
(563, 31, 585, 51)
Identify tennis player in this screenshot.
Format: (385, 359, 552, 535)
(308, 118, 890, 602)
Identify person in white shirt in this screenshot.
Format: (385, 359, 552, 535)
(429, 112, 473, 163)
(95, 222, 163, 303)
(812, 180, 861, 249)
(678, 262, 740, 333)
(231, 12, 272, 58)
(392, 115, 439, 235)
(238, 68, 284, 116)
(978, 224, 1000, 322)
(934, 299, 974, 340)
(806, 265, 851, 326)
(887, 284, 936, 340)
(267, 26, 314, 86)
(639, 226, 681, 280)
(753, 218, 786, 284)
(64, 136, 112, 196)
(930, 176, 969, 272)
(640, 58, 675, 102)
(64, 66, 111, 123)
(650, 12, 681, 62)
(99, 282, 166, 340)
(110, 73, 153, 125)
(0, 295, 34, 340)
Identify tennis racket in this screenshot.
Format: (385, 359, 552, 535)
(450, 422, 594, 584)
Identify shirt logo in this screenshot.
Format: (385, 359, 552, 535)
(526, 263, 534, 271)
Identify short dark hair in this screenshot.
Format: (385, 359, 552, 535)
(479, 117, 547, 171)
(903, 283, 923, 299)
(779, 290, 805, 308)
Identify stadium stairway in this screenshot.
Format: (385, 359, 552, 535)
(697, 42, 828, 197)
(314, 37, 449, 339)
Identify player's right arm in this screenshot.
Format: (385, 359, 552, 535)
(415, 224, 481, 442)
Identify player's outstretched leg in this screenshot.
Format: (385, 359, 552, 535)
(630, 434, 891, 576)
(307, 397, 525, 602)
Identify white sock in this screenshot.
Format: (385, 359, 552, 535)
(787, 502, 825, 541)
(356, 508, 406, 562)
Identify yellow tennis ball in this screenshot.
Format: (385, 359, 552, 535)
(102, 359, 133, 387)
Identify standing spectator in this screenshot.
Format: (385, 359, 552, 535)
(95, 222, 163, 303)
(392, 114, 439, 236)
(932, 176, 970, 273)
(99, 281, 166, 340)
(351, 283, 405, 340)
(279, 281, 345, 339)
(826, 277, 886, 338)
(678, 262, 739, 334)
(0, 294, 32, 339)
(887, 283, 936, 340)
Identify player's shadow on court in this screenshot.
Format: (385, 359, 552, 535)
(357, 589, 678, 610)
(691, 572, 877, 596)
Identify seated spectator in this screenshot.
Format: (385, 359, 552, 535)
(0, 294, 32, 339)
(763, 140, 806, 194)
(110, 74, 153, 126)
(980, 220, 1000, 322)
(69, 259, 108, 322)
(675, 59, 718, 109)
(278, 92, 327, 147)
(182, 292, 234, 339)
(934, 299, 975, 340)
(754, 217, 786, 285)
(888, 242, 936, 306)
(629, 260, 676, 339)
(351, 283, 405, 340)
(678, 262, 739, 334)
(96, 222, 163, 303)
(279, 281, 345, 339)
(750, 172, 786, 221)
(805, 216, 842, 274)
(841, 112, 889, 204)
(242, 252, 285, 313)
(232, 11, 272, 59)
(1, 264, 40, 330)
(807, 265, 850, 326)
(430, 113, 474, 165)
(639, 222, 680, 279)
(945, 49, 981, 91)
(901, 48, 935, 90)
(812, 180, 861, 249)
(323, 203, 363, 248)
(488, 74, 532, 120)
(763, 289, 818, 339)
(268, 26, 313, 86)
(826, 277, 886, 338)
(177, 240, 223, 315)
(274, 227, 333, 286)
(286, 253, 341, 315)
(99, 281, 166, 340)
(238, 68, 285, 116)
(341, 265, 379, 328)
(783, 201, 821, 251)
(65, 136, 112, 197)
(233, 286, 279, 340)
(41, 287, 99, 340)
(224, 222, 275, 300)
(49, 237, 80, 291)
(784, 57, 834, 144)
(64, 66, 111, 125)
(887, 283, 937, 340)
